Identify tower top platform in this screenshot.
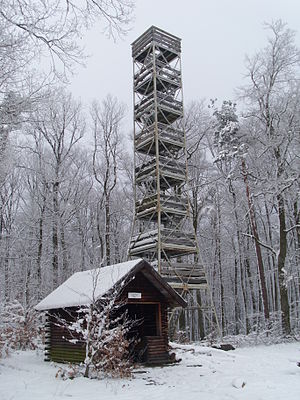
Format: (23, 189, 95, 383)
(132, 26, 181, 60)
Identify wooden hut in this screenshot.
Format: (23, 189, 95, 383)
(35, 259, 186, 365)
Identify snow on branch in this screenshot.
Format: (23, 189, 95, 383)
(242, 233, 277, 255)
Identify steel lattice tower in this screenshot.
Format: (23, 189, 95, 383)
(129, 27, 218, 338)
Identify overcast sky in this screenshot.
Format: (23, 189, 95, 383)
(70, 0, 300, 128)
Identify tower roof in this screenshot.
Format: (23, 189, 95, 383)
(131, 25, 181, 47)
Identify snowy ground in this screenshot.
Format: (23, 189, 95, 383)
(0, 342, 299, 400)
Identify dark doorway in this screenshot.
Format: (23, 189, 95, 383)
(127, 303, 160, 338)
(126, 303, 160, 362)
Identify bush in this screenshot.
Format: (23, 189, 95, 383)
(89, 321, 134, 378)
(56, 295, 138, 379)
(0, 300, 41, 358)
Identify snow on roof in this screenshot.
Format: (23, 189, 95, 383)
(35, 259, 143, 311)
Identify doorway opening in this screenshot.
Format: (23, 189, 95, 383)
(127, 303, 160, 337)
(126, 303, 161, 362)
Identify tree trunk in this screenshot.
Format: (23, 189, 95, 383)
(277, 192, 291, 334)
(215, 192, 225, 335)
(25, 260, 31, 308)
(105, 196, 111, 266)
(36, 201, 46, 300)
(52, 181, 59, 289)
(229, 181, 247, 333)
(242, 159, 270, 321)
(96, 204, 104, 265)
(4, 238, 10, 302)
(264, 198, 279, 313)
(60, 225, 68, 281)
(293, 201, 300, 250)
(274, 144, 291, 335)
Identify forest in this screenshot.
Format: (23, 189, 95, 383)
(0, 0, 299, 349)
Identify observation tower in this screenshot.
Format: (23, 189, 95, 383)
(129, 26, 218, 338)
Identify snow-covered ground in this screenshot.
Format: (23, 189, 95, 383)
(0, 342, 299, 400)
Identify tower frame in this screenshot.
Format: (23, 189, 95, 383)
(129, 27, 219, 338)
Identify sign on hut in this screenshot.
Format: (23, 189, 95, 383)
(36, 259, 186, 365)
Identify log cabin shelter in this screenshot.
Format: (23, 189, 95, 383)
(35, 258, 187, 365)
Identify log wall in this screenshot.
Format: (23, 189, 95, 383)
(47, 308, 85, 363)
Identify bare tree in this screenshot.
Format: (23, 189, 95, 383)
(0, 0, 135, 185)
(239, 20, 300, 334)
(0, 168, 23, 303)
(30, 90, 85, 289)
(91, 95, 125, 266)
(0, 0, 134, 79)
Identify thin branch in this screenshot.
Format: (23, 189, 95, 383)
(242, 232, 277, 255)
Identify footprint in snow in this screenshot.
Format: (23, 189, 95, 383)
(231, 378, 246, 388)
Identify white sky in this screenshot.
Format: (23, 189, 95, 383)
(70, 0, 300, 130)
